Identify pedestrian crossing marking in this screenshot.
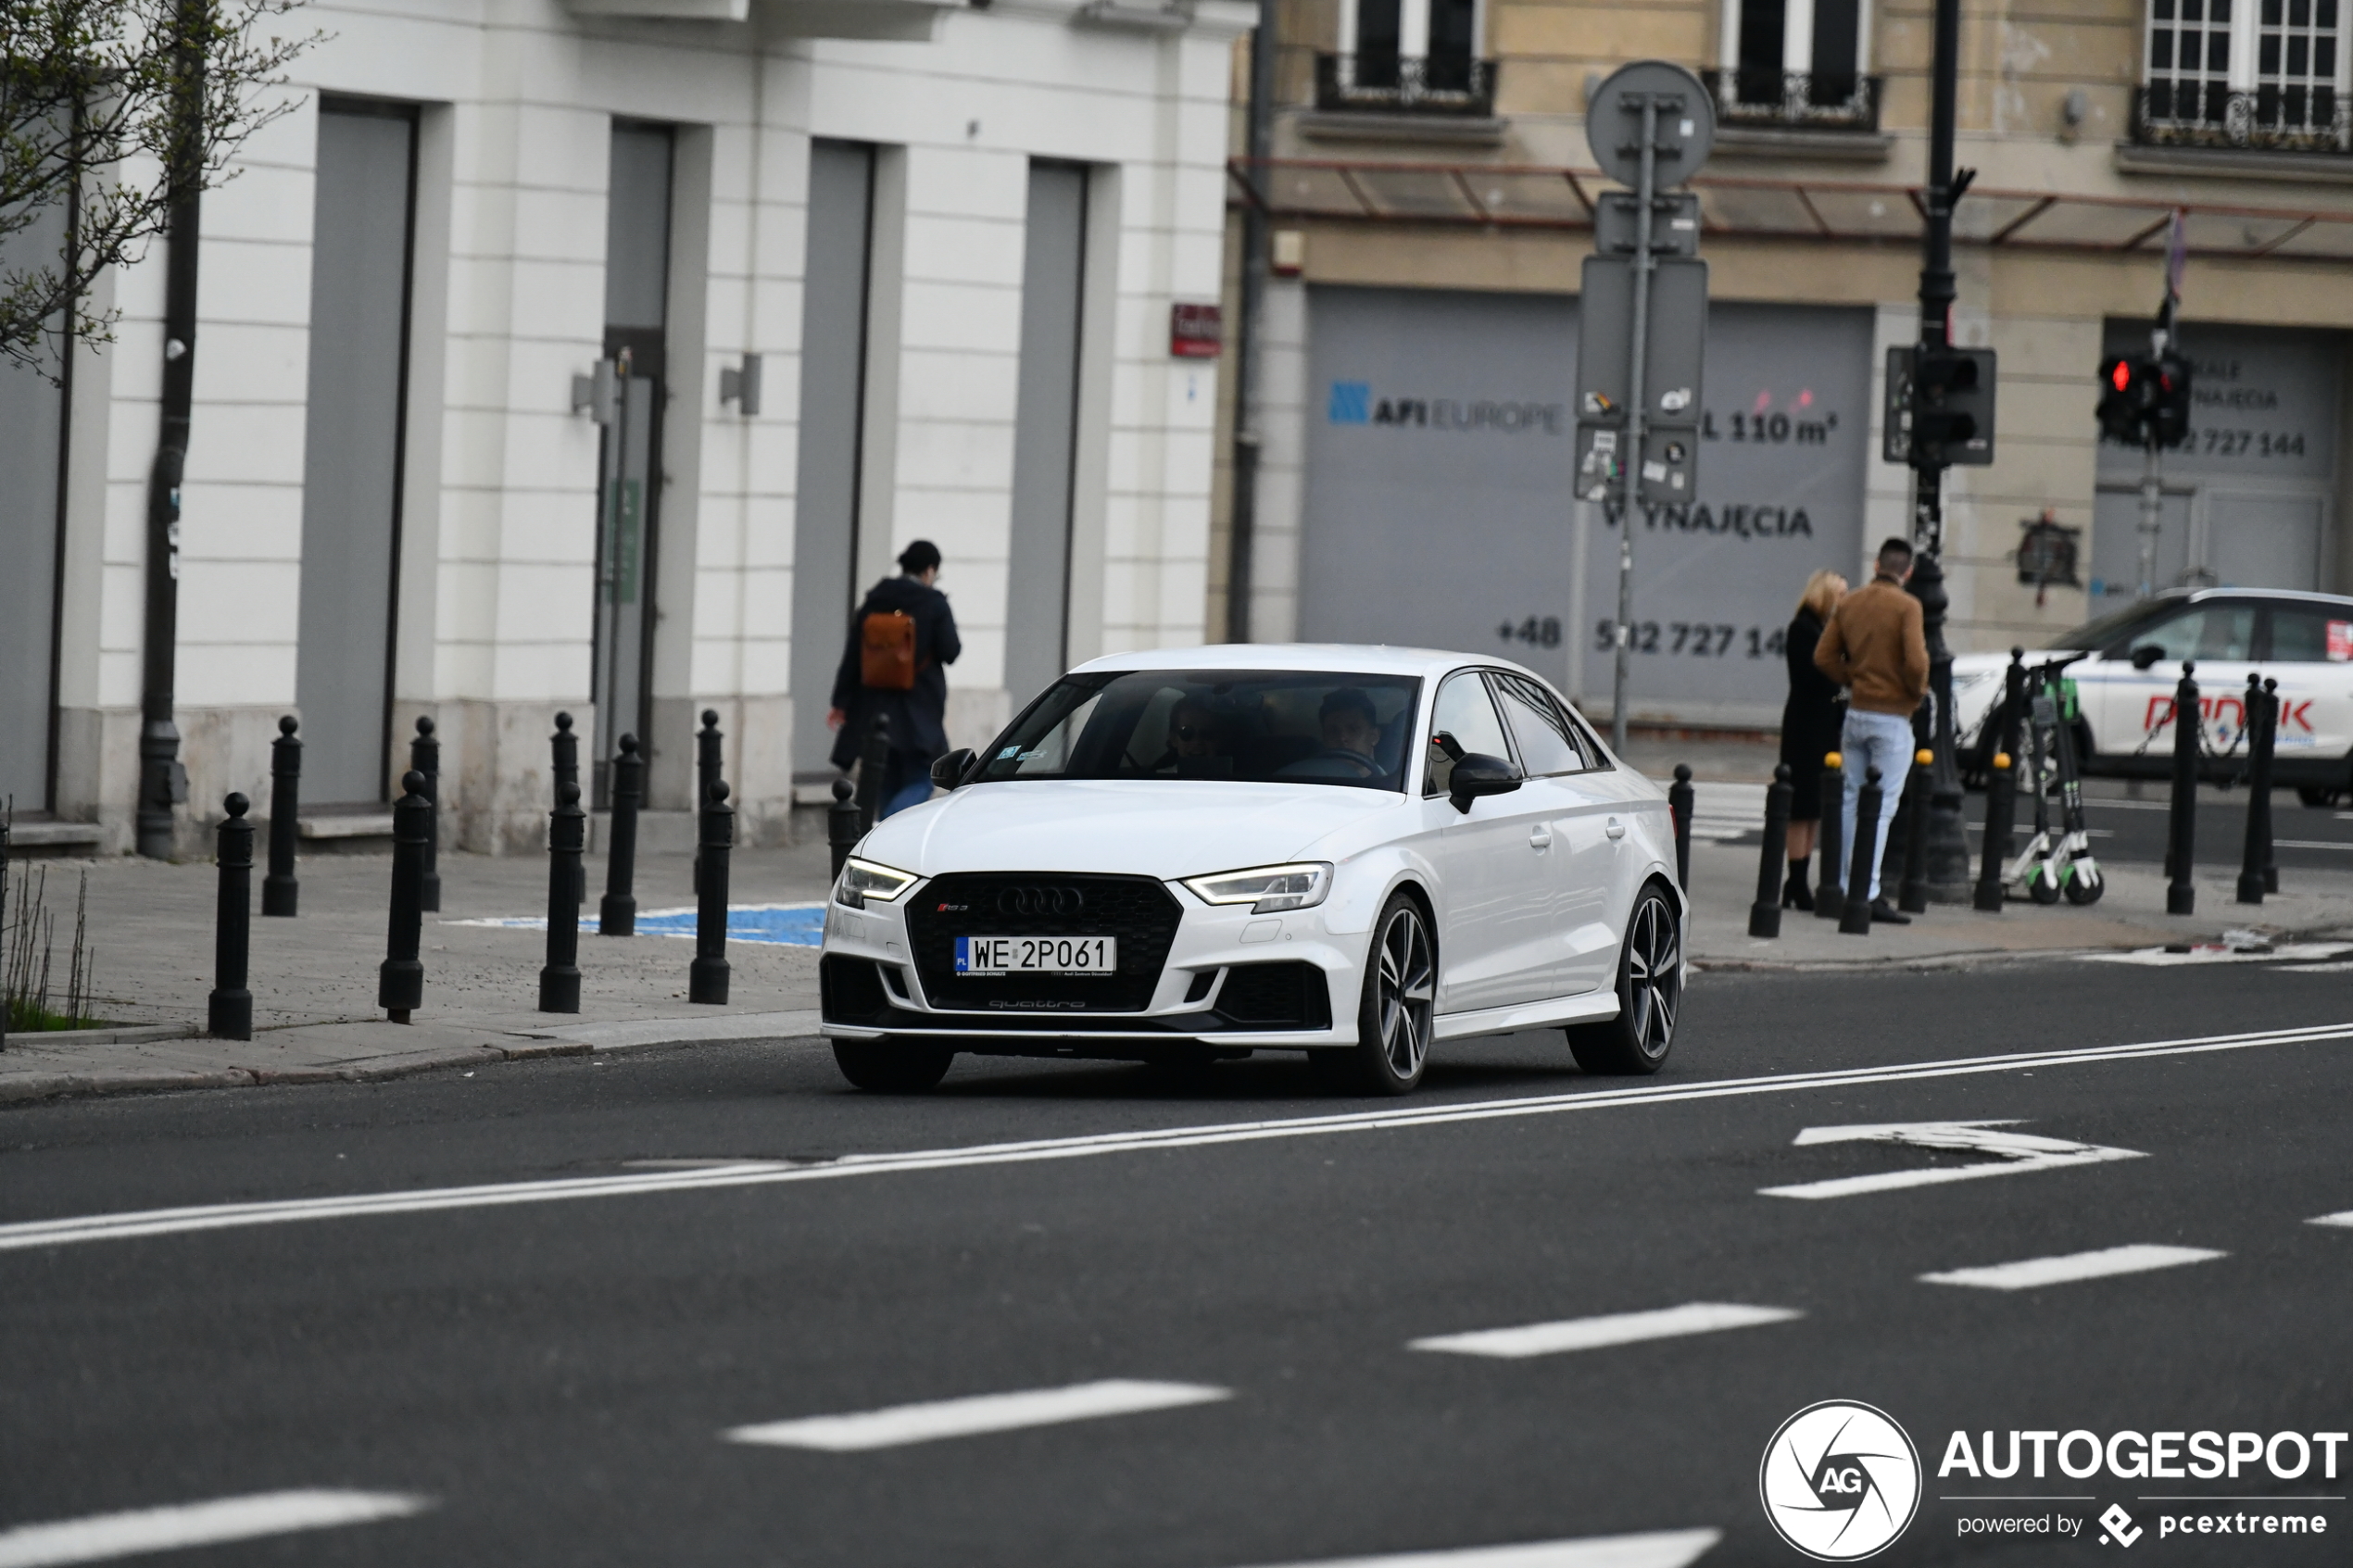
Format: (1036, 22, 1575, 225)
(1409, 1303, 1799, 1360)
(724, 1378, 1230, 1451)
(1919, 1244, 2224, 1291)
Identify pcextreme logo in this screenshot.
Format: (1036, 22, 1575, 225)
(1760, 1400, 1923, 1561)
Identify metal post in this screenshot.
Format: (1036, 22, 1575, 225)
(1750, 764, 1793, 938)
(2136, 440, 2162, 601)
(379, 771, 431, 1022)
(693, 708, 724, 893)
(857, 712, 892, 834)
(599, 734, 642, 937)
(1815, 750, 1845, 922)
(690, 779, 734, 1005)
(828, 776, 862, 880)
(2261, 678, 2280, 893)
(262, 714, 301, 917)
(208, 793, 254, 1040)
(1610, 94, 1663, 758)
(1898, 746, 1932, 915)
(1840, 767, 1884, 935)
(0, 818, 7, 1053)
(551, 712, 582, 904)
(539, 780, 585, 1012)
(2238, 672, 2274, 905)
(1668, 762, 1695, 892)
(1227, 0, 1278, 644)
(410, 716, 441, 913)
(2166, 660, 2199, 915)
(1973, 649, 2025, 911)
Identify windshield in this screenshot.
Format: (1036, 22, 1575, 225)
(2045, 596, 2190, 652)
(975, 670, 1424, 791)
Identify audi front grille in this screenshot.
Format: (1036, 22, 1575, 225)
(904, 872, 1183, 1013)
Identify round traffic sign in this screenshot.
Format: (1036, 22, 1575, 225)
(1584, 60, 1716, 188)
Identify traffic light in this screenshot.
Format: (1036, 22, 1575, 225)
(2096, 352, 2194, 448)
(1884, 345, 1997, 469)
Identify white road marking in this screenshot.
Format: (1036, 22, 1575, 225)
(2271, 839, 2353, 851)
(1919, 1244, 2225, 1291)
(2283, 962, 2353, 973)
(0, 1490, 430, 1567)
(1221, 1528, 1722, 1568)
(2081, 944, 2353, 966)
(1758, 1121, 2144, 1200)
(2309, 1210, 2353, 1228)
(5, 1020, 2351, 1253)
(1409, 1303, 1800, 1359)
(724, 1379, 1230, 1451)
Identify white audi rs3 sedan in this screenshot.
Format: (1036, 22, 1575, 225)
(819, 645, 1685, 1096)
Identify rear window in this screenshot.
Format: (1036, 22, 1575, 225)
(976, 670, 1424, 792)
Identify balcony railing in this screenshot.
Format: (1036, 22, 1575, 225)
(1314, 53, 1498, 118)
(1699, 69, 1881, 132)
(2133, 82, 2351, 154)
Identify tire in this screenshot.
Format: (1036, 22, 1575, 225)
(2298, 786, 2340, 809)
(1567, 882, 1683, 1076)
(832, 1039, 954, 1093)
(1321, 893, 1437, 1096)
(2025, 859, 2064, 905)
(2062, 859, 2105, 905)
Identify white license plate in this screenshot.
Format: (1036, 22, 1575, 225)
(954, 935, 1117, 975)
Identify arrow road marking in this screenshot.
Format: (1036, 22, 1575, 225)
(1758, 1121, 2145, 1200)
(0, 1490, 431, 1567)
(724, 1379, 1230, 1451)
(1920, 1244, 2225, 1291)
(1409, 1302, 1801, 1360)
(1218, 1529, 1723, 1568)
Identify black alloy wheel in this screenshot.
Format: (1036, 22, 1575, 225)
(1319, 892, 1435, 1095)
(1567, 883, 1681, 1075)
(832, 1039, 955, 1093)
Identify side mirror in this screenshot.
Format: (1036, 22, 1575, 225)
(1448, 752, 1523, 814)
(929, 748, 975, 790)
(2130, 644, 2165, 671)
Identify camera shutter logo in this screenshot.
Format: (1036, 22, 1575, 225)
(1759, 1400, 1921, 1561)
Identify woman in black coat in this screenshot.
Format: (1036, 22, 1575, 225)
(828, 540, 963, 817)
(1779, 569, 1848, 908)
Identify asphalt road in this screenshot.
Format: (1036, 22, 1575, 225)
(4, 957, 2351, 1567)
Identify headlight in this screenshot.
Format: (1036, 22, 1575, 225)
(1181, 862, 1333, 914)
(837, 857, 918, 908)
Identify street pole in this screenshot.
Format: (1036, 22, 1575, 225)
(1610, 96, 1660, 758)
(2136, 440, 2160, 600)
(1906, 0, 1974, 898)
(1226, 0, 1277, 645)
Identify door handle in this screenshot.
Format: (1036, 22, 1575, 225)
(1605, 817, 1626, 840)
(1529, 825, 1553, 850)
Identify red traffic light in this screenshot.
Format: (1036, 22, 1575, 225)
(2108, 358, 2132, 392)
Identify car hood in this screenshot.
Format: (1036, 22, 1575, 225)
(858, 779, 1403, 880)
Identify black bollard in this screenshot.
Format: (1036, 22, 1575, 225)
(208, 794, 255, 1040)
(599, 734, 642, 937)
(1973, 651, 2026, 912)
(2261, 678, 2280, 894)
(828, 776, 861, 880)
(2165, 660, 2199, 916)
(2238, 673, 2276, 905)
(379, 771, 432, 1023)
(690, 779, 734, 1005)
(1668, 763, 1695, 892)
(410, 716, 441, 913)
(0, 818, 7, 1053)
(1815, 750, 1846, 922)
(1749, 764, 1793, 938)
(693, 709, 724, 894)
(551, 712, 584, 904)
(1840, 766, 1884, 935)
(262, 714, 301, 917)
(540, 780, 585, 1012)
(856, 711, 892, 834)
(1897, 746, 1932, 915)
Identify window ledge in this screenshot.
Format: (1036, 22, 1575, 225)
(1294, 110, 1508, 146)
(1710, 125, 1894, 161)
(2113, 139, 2353, 183)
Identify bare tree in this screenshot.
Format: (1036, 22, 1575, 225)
(2, 0, 317, 379)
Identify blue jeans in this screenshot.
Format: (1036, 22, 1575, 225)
(1840, 709, 1916, 903)
(879, 773, 934, 819)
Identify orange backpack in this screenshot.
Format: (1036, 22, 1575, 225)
(860, 609, 921, 691)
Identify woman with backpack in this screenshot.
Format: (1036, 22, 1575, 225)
(827, 540, 963, 817)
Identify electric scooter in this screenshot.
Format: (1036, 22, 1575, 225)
(2004, 658, 2104, 905)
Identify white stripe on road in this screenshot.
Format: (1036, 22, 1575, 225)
(1409, 1303, 1800, 1360)
(724, 1379, 1230, 1451)
(2081, 944, 2353, 967)
(6, 1021, 2352, 1253)
(1224, 1528, 1722, 1568)
(0, 1490, 430, 1567)
(1919, 1244, 2225, 1291)
(2309, 1210, 2353, 1228)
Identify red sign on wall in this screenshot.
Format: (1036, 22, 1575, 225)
(1170, 302, 1222, 359)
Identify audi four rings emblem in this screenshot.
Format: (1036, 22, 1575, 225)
(996, 884, 1086, 918)
(1759, 1400, 1921, 1561)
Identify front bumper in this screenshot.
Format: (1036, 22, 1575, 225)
(819, 880, 1362, 1050)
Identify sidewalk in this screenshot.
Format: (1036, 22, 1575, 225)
(1, 840, 836, 1103)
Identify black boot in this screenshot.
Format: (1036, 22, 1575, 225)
(1783, 859, 1814, 910)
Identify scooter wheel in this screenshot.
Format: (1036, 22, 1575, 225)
(2063, 866, 2105, 906)
(2027, 865, 2063, 905)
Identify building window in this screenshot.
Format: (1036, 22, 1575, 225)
(1706, 0, 1879, 129)
(2138, 0, 2350, 148)
(1320, 0, 1494, 113)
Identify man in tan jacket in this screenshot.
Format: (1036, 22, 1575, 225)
(1814, 537, 1931, 922)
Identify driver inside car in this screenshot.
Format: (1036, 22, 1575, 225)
(1318, 687, 1383, 776)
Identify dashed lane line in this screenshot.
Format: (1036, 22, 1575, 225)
(2309, 1210, 2353, 1228)
(3, 1021, 2350, 1253)
(1919, 1244, 2227, 1291)
(724, 1379, 1230, 1451)
(0, 1490, 431, 1567)
(1408, 1303, 1801, 1360)
(1220, 1528, 1722, 1568)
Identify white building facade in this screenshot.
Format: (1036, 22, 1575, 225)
(3, 0, 1244, 855)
